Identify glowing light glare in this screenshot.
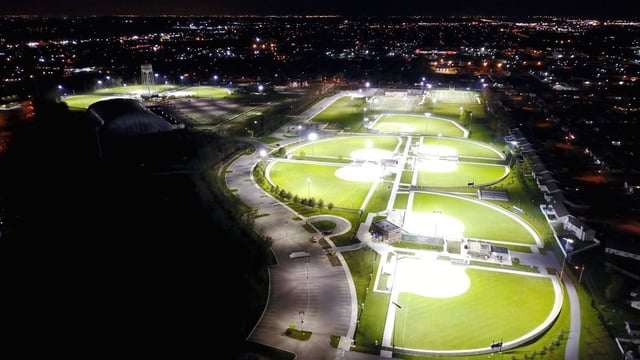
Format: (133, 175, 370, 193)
(419, 144, 457, 157)
(402, 211, 465, 239)
(365, 140, 373, 148)
(308, 132, 318, 141)
(334, 164, 380, 182)
(416, 159, 458, 172)
(259, 149, 267, 157)
(395, 258, 470, 298)
(350, 148, 393, 162)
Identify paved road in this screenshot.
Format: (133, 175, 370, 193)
(225, 90, 582, 359)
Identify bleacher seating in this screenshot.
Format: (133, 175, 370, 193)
(478, 189, 510, 201)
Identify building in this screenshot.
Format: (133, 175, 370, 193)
(372, 219, 401, 244)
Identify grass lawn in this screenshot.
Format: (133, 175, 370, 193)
(94, 84, 177, 94)
(289, 135, 402, 158)
(415, 163, 508, 188)
(63, 94, 122, 109)
(421, 137, 504, 159)
(372, 114, 466, 137)
(311, 95, 367, 130)
(394, 269, 555, 350)
(411, 192, 537, 244)
(180, 86, 231, 98)
(268, 161, 372, 209)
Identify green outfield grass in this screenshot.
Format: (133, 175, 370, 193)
(421, 137, 504, 159)
(411, 192, 537, 244)
(267, 162, 372, 209)
(289, 135, 402, 158)
(370, 114, 466, 137)
(429, 89, 480, 105)
(94, 84, 177, 94)
(368, 95, 421, 112)
(310, 95, 367, 130)
(415, 163, 508, 187)
(178, 86, 231, 98)
(62, 94, 127, 109)
(394, 269, 555, 350)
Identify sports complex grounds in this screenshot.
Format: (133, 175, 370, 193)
(61, 84, 614, 359)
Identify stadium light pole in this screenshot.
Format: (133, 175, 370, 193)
(284, 220, 289, 239)
(308, 132, 318, 156)
(577, 264, 585, 283)
(433, 210, 441, 237)
(391, 300, 402, 352)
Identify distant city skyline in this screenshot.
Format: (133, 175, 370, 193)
(3, 0, 640, 18)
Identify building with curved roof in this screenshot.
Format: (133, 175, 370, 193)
(87, 98, 174, 137)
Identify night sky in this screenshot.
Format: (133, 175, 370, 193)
(3, 0, 640, 18)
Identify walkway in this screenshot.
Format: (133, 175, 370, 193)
(226, 89, 581, 359)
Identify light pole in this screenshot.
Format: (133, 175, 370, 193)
(284, 220, 288, 239)
(392, 301, 402, 352)
(308, 132, 318, 156)
(259, 149, 267, 165)
(433, 210, 441, 237)
(577, 264, 585, 283)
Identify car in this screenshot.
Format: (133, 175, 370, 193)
(322, 230, 333, 235)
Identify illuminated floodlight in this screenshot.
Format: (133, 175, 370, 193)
(395, 257, 470, 298)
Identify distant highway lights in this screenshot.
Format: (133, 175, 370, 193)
(308, 132, 318, 156)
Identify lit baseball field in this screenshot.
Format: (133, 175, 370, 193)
(387, 257, 559, 351)
(263, 92, 558, 355)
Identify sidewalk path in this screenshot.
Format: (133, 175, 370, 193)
(224, 89, 581, 359)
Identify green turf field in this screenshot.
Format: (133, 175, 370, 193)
(94, 84, 177, 95)
(421, 137, 504, 159)
(394, 268, 555, 350)
(267, 162, 372, 208)
(370, 114, 466, 137)
(177, 86, 231, 98)
(62, 94, 127, 109)
(289, 135, 401, 159)
(410, 192, 537, 244)
(414, 163, 508, 187)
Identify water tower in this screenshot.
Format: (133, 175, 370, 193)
(141, 63, 154, 95)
